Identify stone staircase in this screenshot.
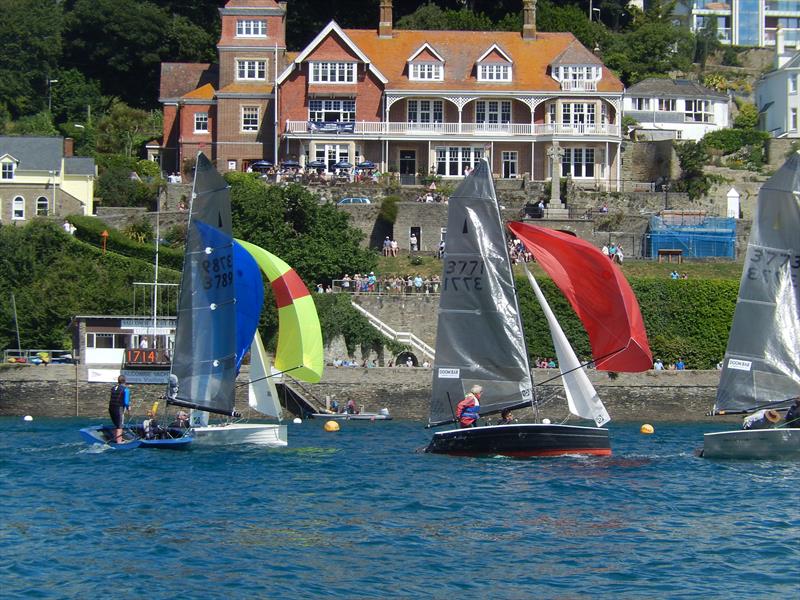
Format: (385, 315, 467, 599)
(350, 301, 435, 361)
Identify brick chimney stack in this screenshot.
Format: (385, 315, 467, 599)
(523, 0, 537, 40)
(64, 137, 74, 158)
(379, 0, 393, 38)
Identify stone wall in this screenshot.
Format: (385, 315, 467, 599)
(620, 139, 679, 184)
(0, 363, 738, 424)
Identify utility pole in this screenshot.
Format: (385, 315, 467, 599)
(48, 78, 58, 112)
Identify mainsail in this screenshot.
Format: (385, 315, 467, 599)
(508, 222, 652, 372)
(523, 264, 610, 426)
(235, 239, 324, 383)
(169, 153, 238, 416)
(429, 159, 533, 426)
(714, 152, 800, 413)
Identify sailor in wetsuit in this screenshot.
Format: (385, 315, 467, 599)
(455, 385, 482, 428)
(108, 375, 130, 443)
(785, 397, 800, 427)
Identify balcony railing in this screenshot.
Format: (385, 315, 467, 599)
(560, 80, 597, 91)
(285, 120, 620, 138)
(765, 1, 800, 12)
(765, 27, 800, 45)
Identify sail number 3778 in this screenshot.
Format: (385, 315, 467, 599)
(443, 259, 484, 291)
(201, 254, 234, 289)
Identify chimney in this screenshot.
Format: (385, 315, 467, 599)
(379, 0, 393, 38)
(523, 0, 537, 40)
(64, 137, 74, 158)
(776, 26, 787, 68)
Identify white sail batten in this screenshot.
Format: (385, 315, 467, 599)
(248, 330, 282, 420)
(524, 265, 610, 427)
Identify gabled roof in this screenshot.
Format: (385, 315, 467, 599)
(223, 0, 283, 7)
(182, 83, 216, 100)
(277, 21, 388, 84)
(408, 43, 445, 63)
(341, 29, 622, 92)
(626, 78, 728, 100)
(781, 52, 800, 69)
(0, 136, 63, 172)
(159, 63, 218, 102)
(551, 40, 602, 66)
(476, 44, 513, 64)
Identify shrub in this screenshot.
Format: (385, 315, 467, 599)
(378, 195, 400, 224)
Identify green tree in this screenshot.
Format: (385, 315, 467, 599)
(674, 141, 712, 200)
(0, 0, 63, 117)
(49, 68, 106, 126)
(227, 175, 377, 284)
(8, 112, 59, 136)
(62, 0, 214, 108)
(733, 102, 759, 130)
(95, 101, 161, 158)
(396, 3, 495, 31)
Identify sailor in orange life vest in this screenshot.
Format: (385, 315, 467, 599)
(455, 385, 482, 427)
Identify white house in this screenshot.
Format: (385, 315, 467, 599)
(755, 32, 800, 137)
(623, 78, 729, 141)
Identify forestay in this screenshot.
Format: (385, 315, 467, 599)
(714, 152, 800, 413)
(429, 159, 533, 426)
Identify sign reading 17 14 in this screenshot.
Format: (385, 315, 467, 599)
(443, 259, 484, 291)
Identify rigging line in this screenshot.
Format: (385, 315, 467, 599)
(709, 396, 800, 416)
(531, 344, 627, 388)
(235, 365, 301, 388)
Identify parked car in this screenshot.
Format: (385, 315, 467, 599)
(337, 197, 371, 205)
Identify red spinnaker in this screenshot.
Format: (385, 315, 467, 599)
(507, 222, 652, 372)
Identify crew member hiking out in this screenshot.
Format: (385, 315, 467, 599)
(108, 375, 130, 443)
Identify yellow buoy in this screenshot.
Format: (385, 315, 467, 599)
(324, 420, 340, 432)
(640, 423, 654, 434)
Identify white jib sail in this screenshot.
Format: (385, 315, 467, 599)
(524, 265, 610, 427)
(248, 330, 282, 420)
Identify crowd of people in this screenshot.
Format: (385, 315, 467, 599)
(670, 270, 689, 279)
(414, 191, 447, 203)
(601, 242, 625, 264)
(508, 238, 533, 264)
(326, 273, 442, 295)
(653, 357, 687, 370)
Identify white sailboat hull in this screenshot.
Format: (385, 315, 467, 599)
(190, 423, 287, 447)
(702, 428, 800, 459)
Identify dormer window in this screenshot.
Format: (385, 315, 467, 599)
(1, 161, 14, 180)
(410, 63, 443, 81)
(479, 64, 511, 81)
(310, 62, 356, 84)
(476, 45, 513, 82)
(553, 66, 601, 81)
(236, 20, 266, 37)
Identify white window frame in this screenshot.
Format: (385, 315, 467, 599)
(236, 59, 267, 81)
(409, 63, 443, 81)
(475, 100, 512, 124)
(478, 63, 512, 81)
(554, 65, 600, 82)
(790, 75, 798, 94)
(685, 99, 712, 123)
(407, 99, 443, 124)
(1, 161, 14, 180)
(502, 151, 518, 178)
(241, 106, 260, 132)
(236, 19, 266, 38)
(435, 146, 484, 177)
(561, 103, 596, 127)
(309, 62, 356, 84)
(36, 196, 48, 216)
(194, 112, 209, 133)
(12, 195, 25, 220)
(658, 98, 677, 112)
(791, 108, 798, 131)
(309, 99, 356, 122)
(561, 147, 595, 179)
(632, 97, 650, 111)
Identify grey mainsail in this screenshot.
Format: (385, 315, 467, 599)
(168, 153, 238, 416)
(714, 152, 800, 413)
(428, 159, 533, 426)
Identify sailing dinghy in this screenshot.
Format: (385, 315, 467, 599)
(424, 159, 651, 457)
(173, 154, 323, 446)
(702, 153, 800, 459)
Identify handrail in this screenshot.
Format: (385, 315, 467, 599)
(350, 301, 435, 360)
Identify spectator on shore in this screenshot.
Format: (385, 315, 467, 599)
(654, 358, 664, 370)
(675, 357, 685, 370)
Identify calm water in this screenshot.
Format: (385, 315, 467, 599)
(1, 417, 797, 599)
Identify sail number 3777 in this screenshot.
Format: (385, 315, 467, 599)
(443, 259, 484, 291)
(201, 254, 234, 289)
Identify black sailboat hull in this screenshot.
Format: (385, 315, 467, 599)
(425, 423, 611, 457)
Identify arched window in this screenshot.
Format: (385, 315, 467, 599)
(12, 195, 24, 220)
(36, 196, 49, 216)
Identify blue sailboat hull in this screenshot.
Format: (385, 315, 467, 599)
(79, 425, 192, 450)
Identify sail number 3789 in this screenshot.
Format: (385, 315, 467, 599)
(443, 259, 484, 291)
(201, 254, 234, 289)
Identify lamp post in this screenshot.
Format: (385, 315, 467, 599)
(592, 7, 601, 22)
(47, 79, 58, 113)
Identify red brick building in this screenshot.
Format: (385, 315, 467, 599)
(161, 0, 624, 189)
